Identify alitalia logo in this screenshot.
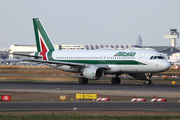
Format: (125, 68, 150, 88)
(114, 52, 136, 57)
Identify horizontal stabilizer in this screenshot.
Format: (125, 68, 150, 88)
(10, 53, 42, 59)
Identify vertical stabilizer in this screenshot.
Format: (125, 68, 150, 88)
(33, 18, 55, 52)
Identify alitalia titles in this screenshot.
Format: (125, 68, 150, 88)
(114, 52, 136, 57)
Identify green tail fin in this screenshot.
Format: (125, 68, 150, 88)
(33, 18, 55, 52)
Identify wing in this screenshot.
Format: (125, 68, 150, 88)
(20, 58, 110, 69)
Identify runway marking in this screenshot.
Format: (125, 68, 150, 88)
(0, 89, 180, 98)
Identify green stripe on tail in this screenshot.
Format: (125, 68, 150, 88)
(33, 18, 55, 52)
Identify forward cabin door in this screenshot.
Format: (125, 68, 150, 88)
(139, 52, 145, 63)
(138, 52, 146, 72)
(143, 53, 152, 72)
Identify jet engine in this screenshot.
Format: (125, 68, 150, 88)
(129, 73, 152, 80)
(83, 67, 104, 80)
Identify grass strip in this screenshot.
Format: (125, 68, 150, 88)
(0, 114, 180, 120)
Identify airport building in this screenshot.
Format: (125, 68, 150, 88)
(9, 44, 37, 58)
(136, 35, 142, 47)
(59, 45, 85, 50)
(140, 46, 180, 59)
(85, 45, 137, 50)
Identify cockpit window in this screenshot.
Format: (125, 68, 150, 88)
(150, 56, 165, 60)
(158, 56, 163, 59)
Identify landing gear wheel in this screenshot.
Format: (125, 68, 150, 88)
(146, 80, 152, 85)
(116, 78, 121, 84)
(111, 77, 116, 84)
(79, 77, 89, 84)
(111, 77, 121, 84)
(83, 78, 88, 84)
(79, 77, 84, 84)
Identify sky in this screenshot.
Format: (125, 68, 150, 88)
(1, 0, 180, 48)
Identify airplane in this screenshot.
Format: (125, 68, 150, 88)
(16, 18, 171, 85)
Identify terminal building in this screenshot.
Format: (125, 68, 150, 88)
(85, 45, 137, 50)
(139, 46, 180, 59)
(59, 45, 85, 50)
(9, 44, 38, 59)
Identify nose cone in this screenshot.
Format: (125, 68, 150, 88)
(161, 61, 171, 71)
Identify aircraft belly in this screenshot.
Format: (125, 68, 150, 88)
(119, 65, 152, 73)
(104, 65, 149, 74)
(119, 65, 143, 73)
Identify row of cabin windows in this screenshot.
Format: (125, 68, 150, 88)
(55, 57, 135, 60)
(61, 48, 84, 49)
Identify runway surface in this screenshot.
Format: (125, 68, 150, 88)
(1, 101, 180, 112)
(0, 81, 180, 92)
(0, 82, 180, 112)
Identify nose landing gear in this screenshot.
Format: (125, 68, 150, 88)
(146, 79, 152, 85)
(145, 73, 152, 85)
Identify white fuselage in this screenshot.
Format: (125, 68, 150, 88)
(48, 49, 171, 74)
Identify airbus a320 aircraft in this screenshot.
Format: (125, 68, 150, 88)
(16, 18, 171, 85)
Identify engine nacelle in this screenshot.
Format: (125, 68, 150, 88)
(129, 73, 152, 80)
(83, 67, 104, 80)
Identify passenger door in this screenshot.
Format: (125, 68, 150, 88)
(139, 52, 145, 64)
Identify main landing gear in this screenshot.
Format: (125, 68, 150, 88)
(111, 74, 121, 84)
(146, 79, 152, 85)
(79, 77, 88, 84)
